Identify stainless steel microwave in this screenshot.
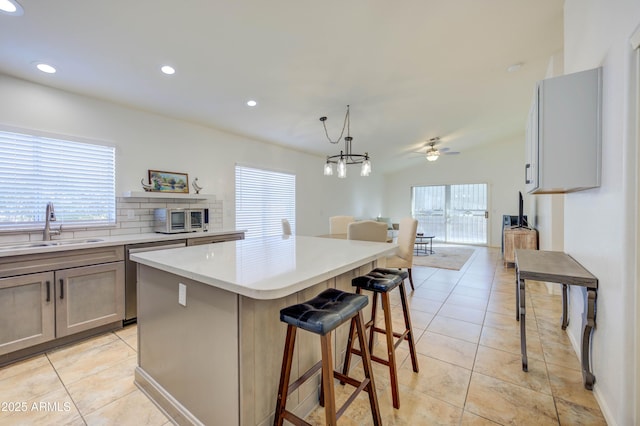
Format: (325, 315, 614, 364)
(154, 208, 206, 233)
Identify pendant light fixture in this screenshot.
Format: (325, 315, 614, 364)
(320, 105, 371, 178)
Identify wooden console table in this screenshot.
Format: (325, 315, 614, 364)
(514, 249, 598, 390)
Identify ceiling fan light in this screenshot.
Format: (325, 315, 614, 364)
(426, 150, 439, 161)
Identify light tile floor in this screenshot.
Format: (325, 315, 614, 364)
(0, 245, 606, 425)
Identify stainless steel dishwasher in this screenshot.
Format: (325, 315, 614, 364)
(124, 239, 187, 324)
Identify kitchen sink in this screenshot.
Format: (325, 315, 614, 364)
(44, 238, 104, 246)
(0, 238, 104, 251)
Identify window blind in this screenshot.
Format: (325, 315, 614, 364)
(0, 130, 116, 229)
(235, 165, 295, 239)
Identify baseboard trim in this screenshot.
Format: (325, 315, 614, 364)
(135, 366, 203, 426)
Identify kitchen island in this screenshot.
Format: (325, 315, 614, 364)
(131, 235, 397, 426)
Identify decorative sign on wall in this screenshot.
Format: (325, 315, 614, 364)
(147, 170, 189, 193)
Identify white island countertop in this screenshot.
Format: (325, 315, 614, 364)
(131, 235, 397, 300)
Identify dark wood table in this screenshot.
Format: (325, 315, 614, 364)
(414, 235, 434, 255)
(514, 249, 598, 390)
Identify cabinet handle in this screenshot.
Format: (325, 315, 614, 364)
(59, 278, 64, 300)
(525, 164, 532, 184)
(46, 281, 50, 302)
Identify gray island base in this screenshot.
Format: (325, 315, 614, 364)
(131, 236, 397, 425)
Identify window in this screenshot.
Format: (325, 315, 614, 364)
(412, 183, 488, 244)
(0, 129, 116, 230)
(235, 165, 295, 239)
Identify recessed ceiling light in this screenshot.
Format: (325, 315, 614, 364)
(0, 0, 24, 15)
(36, 63, 56, 74)
(247, 100, 257, 107)
(507, 62, 524, 73)
(161, 65, 175, 75)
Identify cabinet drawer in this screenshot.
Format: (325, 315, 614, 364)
(0, 246, 125, 279)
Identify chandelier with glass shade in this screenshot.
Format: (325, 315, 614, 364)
(320, 105, 371, 178)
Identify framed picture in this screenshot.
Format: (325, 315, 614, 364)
(148, 170, 189, 193)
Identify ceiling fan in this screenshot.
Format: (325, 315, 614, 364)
(413, 137, 460, 162)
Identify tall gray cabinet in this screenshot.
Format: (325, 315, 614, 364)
(525, 67, 602, 194)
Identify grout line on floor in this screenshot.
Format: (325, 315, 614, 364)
(45, 352, 88, 425)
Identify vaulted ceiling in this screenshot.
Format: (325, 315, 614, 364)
(0, 0, 563, 173)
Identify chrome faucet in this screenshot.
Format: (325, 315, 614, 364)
(43, 202, 60, 241)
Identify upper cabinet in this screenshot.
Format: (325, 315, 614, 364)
(525, 67, 602, 194)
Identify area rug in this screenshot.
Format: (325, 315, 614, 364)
(412, 246, 475, 270)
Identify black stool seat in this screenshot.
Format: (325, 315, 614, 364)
(352, 269, 403, 293)
(280, 288, 368, 335)
(274, 288, 381, 426)
(372, 267, 409, 281)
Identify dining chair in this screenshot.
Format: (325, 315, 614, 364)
(330, 215, 355, 235)
(385, 217, 418, 290)
(347, 220, 388, 242)
(375, 217, 392, 230)
(281, 218, 292, 236)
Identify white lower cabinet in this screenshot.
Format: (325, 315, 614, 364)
(0, 258, 124, 357)
(55, 262, 125, 337)
(0, 272, 55, 355)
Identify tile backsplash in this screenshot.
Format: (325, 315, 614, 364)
(0, 195, 223, 245)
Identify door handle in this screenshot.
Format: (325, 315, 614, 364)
(485, 211, 489, 219)
(525, 164, 532, 184)
(46, 281, 50, 302)
(59, 278, 64, 300)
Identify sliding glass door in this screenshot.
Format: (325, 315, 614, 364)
(412, 183, 488, 244)
(412, 185, 446, 241)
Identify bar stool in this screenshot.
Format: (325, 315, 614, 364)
(274, 288, 381, 426)
(342, 268, 419, 409)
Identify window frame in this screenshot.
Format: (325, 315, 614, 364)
(235, 164, 296, 239)
(0, 127, 117, 232)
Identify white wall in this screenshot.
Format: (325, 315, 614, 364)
(533, 194, 564, 252)
(563, 1, 640, 424)
(384, 135, 527, 248)
(0, 74, 385, 238)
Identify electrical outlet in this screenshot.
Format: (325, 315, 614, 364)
(178, 283, 186, 306)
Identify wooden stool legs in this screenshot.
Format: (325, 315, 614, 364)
(274, 312, 381, 426)
(398, 281, 420, 373)
(342, 282, 419, 409)
(274, 325, 297, 426)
